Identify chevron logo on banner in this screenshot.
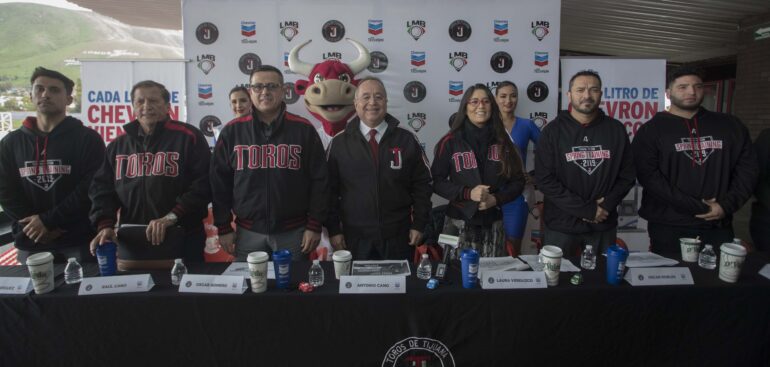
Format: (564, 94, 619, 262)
(494, 20, 508, 35)
(449, 81, 463, 96)
(368, 19, 383, 35)
(534, 52, 549, 67)
(411, 51, 426, 67)
(198, 84, 213, 99)
(241, 21, 256, 37)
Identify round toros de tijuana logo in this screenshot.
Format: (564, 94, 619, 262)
(196, 22, 219, 45)
(238, 53, 262, 75)
(448, 20, 472, 42)
(490, 51, 513, 73)
(322, 20, 346, 42)
(382, 337, 455, 367)
(403, 81, 427, 103)
(198, 115, 221, 137)
(368, 51, 389, 73)
(526, 81, 549, 102)
(283, 82, 299, 104)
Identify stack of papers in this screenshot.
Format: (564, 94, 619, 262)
(479, 257, 529, 273)
(351, 260, 411, 276)
(624, 252, 679, 268)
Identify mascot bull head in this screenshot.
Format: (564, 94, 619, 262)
(288, 38, 371, 137)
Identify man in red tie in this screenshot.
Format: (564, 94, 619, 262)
(326, 77, 432, 260)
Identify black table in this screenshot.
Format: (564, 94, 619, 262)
(1, 253, 770, 366)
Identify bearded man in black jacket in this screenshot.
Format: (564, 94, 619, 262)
(633, 66, 757, 254)
(535, 70, 635, 255)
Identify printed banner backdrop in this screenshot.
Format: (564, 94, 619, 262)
(80, 60, 187, 143)
(560, 57, 666, 249)
(182, 0, 560, 152)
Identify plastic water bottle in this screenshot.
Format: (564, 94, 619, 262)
(698, 244, 717, 270)
(170, 258, 187, 286)
(417, 254, 432, 280)
(64, 257, 83, 284)
(580, 245, 596, 270)
(308, 259, 324, 287)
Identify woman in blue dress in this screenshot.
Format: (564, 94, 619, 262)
(496, 81, 540, 255)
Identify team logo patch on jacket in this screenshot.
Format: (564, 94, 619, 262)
(564, 145, 610, 175)
(19, 160, 71, 191)
(674, 136, 722, 165)
(390, 147, 402, 169)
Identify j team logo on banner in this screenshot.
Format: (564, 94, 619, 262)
(527, 81, 549, 102)
(283, 82, 300, 105)
(404, 81, 427, 103)
(406, 20, 426, 41)
(196, 54, 215, 75)
(196, 22, 219, 44)
(280, 21, 299, 41)
(449, 52, 468, 72)
(449, 20, 472, 42)
(368, 51, 388, 73)
(198, 115, 221, 138)
(238, 53, 262, 75)
(490, 51, 512, 73)
(322, 20, 346, 42)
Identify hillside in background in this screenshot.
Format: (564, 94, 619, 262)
(0, 3, 182, 90)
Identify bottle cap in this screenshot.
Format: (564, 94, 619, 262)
(585, 245, 593, 250)
(313, 259, 320, 265)
(174, 258, 183, 264)
(67, 257, 77, 262)
(422, 253, 428, 259)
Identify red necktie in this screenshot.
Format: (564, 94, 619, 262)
(368, 129, 379, 165)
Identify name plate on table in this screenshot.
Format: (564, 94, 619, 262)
(480, 271, 547, 289)
(78, 274, 154, 295)
(178, 274, 247, 294)
(624, 267, 694, 286)
(339, 275, 406, 294)
(0, 277, 33, 294)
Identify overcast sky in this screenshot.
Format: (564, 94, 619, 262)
(0, 0, 91, 11)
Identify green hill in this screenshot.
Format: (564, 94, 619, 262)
(0, 3, 182, 90)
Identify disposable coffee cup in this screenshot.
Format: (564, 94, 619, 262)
(679, 238, 701, 263)
(540, 245, 563, 287)
(332, 250, 352, 279)
(26, 252, 55, 294)
(272, 249, 292, 289)
(719, 243, 747, 283)
(247, 251, 269, 293)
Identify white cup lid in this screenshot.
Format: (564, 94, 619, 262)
(540, 245, 563, 258)
(332, 250, 352, 261)
(26, 252, 54, 266)
(679, 238, 701, 245)
(720, 243, 747, 256)
(247, 251, 269, 263)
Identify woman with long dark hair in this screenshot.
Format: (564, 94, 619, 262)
(496, 81, 540, 256)
(432, 84, 526, 256)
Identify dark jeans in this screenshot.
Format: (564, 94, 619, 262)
(543, 226, 616, 257)
(347, 230, 414, 261)
(647, 222, 734, 255)
(750, 202, 770, 253)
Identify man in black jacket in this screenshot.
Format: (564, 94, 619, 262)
(326, 77, 432, 260)
(0, 67, 104, 263)
(89, 80, 211, 262)
(211, 65, 328, 261)
(633, 66, 757, 254)
(535, 70, 635, 255)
